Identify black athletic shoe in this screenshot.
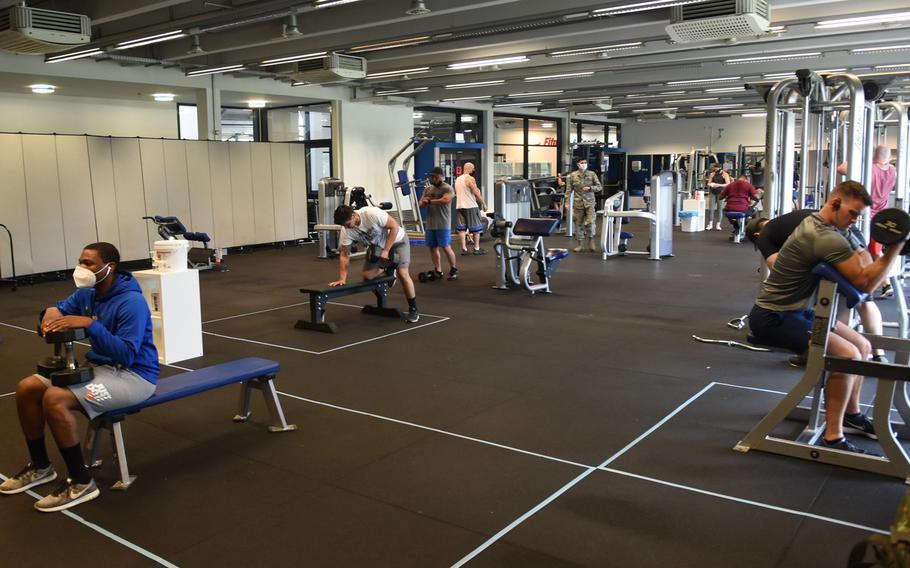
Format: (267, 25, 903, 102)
(787, 353, 807, 368)
(843, 413, 878, 440)
(873, 354, 890, 364)
(405, 307, 420, 323)
(460, 249, 471, 256)
(447, 268, 459, 281)
(822, 437, 880, 456)
(472, 248, 487, 255)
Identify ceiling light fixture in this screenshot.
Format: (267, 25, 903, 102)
(186, 64, 244, 77)
(350, 36, 431, 53)
(815, 11, 910, 30)
(667, 76, 741, 86)
(548, 42, 643, 57)
(115, 30, 186, 50)
(314, 0, 361, 8)
(575, 111, 619, 115)
(632, 107, 678, 113)
(704, 86, 745, 93)
(592, 0, 704, 16)
(442, 95, 491, 102)
(558, 97, 596, 102)
(260, 51, 327, 66)
(29, 84, 55, 94)
(693, 103, 744, 110)
(540, 122, 554, 128)
(742, 112, 768, 118)
(45, 48, 103, 63)
(247, 100, 267, 108)
(875, 63, 910, 70)
(445, 80, 505, 89)
(508, 90, 564, 97)
(493, 101, 542, 107)
(725, 52, 821, 64)
(851, 44, 910, 54)
(375, 87, 431, 95)
(448, 56, 529, 70)
(413, 112, 424, 119)
(366, 66, 431, 79)
(665, 97, 718, 104)
(616, 102, 648, 107)
(152, 93, 176, 102)
(540, 107, 568, 112)
(525, 71, 594, 82)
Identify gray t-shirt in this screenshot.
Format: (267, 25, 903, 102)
(756, 213, 855, 312)
(424, 182, 454, 230)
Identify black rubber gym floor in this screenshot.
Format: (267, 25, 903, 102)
(1, 222, 907, 567)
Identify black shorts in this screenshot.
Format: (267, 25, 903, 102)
(748, 304, 814, 354)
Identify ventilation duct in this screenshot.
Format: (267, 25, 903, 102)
(666, 0, 770, 43)
(291, 52, 366, 83)
(0, 5, 90, 54)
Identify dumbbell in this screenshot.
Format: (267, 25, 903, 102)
(418, 270, 442, 282)
(366, 246, 399, 275)
(870, 208, 910, 248)
(38, 328, 94, 388)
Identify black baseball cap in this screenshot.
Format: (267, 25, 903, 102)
(429, 166, 445, 176)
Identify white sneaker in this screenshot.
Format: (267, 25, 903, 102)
(714, 223, 723, 231)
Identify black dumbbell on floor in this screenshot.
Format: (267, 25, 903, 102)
(38, 328, 94, 387)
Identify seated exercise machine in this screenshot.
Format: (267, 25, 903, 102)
(599, 171, 674, 261)
(142, 216, 217, 270)
(489, 214, 568, 295)
(726, 211, 748, 244)
(735, 261, 910, 482)
(315, 179, 392, 259)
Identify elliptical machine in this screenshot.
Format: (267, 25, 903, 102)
(489, 213, 569, 295)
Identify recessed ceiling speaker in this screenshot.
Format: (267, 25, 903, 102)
(406, 0, 431, 16)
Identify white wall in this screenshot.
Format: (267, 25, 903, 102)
(0, 92, 177, 138)
(338, 101, 413, 205)
(621, 115, 767, 155)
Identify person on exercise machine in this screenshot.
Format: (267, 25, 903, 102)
(331, 205, 420, 323)
(0, 242, 158, 512)
(747, 181, 902, 453)
(747, 210, 889, 366)
(719, 175, 759, 239)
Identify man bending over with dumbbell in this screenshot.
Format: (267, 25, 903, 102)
(1, 242, 158, 511)
(331, 205, 420, 323)
(747, 181, 902, 454)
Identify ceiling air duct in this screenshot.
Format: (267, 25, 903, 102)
(291, 52, 367, 83)
(0, 5, 90, 54)
(666, 0, 770, 43)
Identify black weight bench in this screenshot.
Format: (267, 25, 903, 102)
(84, 357, 296, 489)
(295, 275, 402, 333)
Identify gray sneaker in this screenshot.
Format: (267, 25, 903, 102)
(34, 478, 99, 513)
(0, 463, 57, 495)
(405, 307, 420, 323)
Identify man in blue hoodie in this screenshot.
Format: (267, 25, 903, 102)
(0, 242, 159, 512)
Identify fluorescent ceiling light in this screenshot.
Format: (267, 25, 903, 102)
(413, 112, 424, 118)
(260, 52, 326, 66)
(665, 97, 718, 104)
(549, 42, 642, 57)
(660, 91, 686, 95)
(247, 100, 266, 108)
(720, 108, 764, 114)
(442, 95, 490, 102)
(29, 84, 55, 94)
(291, 81, 307, 86)
(616, 102, 648, 107)
(726, 52, 821, 64)
(667, 76, 741, 86)
(592, 0, 703, 16)
(768, 25, 786, 32)
(704, 86, 745, 93)
(462, 116, 476, 122)
(851, 44, 910, 54)
(186, 64, 244, 77)
(445, 80, 505, 89)
(152, 93, 175, 102)
(742, 112, 767, 118)
(115, 30, 185, 50)
(350, 36, 431, 53)
(558, 97, 596, 102)
(875, 63, 910, 70)
(314, 0, 361, 8)
(493, 101, 542, 107)
(763, 72, 795, 80)
(448, 56, 529, 70)
(508, 90, 564, 97)
(366, 66, 430, 79)
(575, 111, 619, 115)
(540, 107, 567, 112)
(540, 122, 554, 128)
(525, 71, 594, 82)
(375, 87, 430, 95)
(45, 48, 103, 63)
(693, 103, 744, 110)
(632, 107, 678, 113)
(816, 11, 910, 30)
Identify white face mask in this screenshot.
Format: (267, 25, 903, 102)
(73, 263, 111, 289)
(578, 163, 587, 171)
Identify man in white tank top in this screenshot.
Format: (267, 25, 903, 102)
(454, 162, 488, 255)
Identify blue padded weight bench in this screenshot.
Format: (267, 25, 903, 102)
(736, 263, 910, 481)
(84, 357, 296, 489)
(726, 211, 748, 243)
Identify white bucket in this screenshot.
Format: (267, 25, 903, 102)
(151, 240, 189, 272)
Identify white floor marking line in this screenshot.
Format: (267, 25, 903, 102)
(601, 467, 889, 536)
(450, 383, 718, 567)
(715, 381, 881, 412)
(0, 392, 15, 398)
(0, 321, 37, 334)
(0, 473, 179, 567)
(326, 300, 449, 319)
(202, 302, 310, 324)
(276, 390, 590, 469)
(201, 331, 322, 355)
(315, 317, 450, 355)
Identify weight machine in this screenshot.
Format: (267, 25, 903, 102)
(600, 172, 674, 260)
(388, 132, 435, 239)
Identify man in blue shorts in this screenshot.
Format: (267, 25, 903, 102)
(0, 242, 158, 511)
(419, 166, 459, 281)
(747, 181, 902, 453)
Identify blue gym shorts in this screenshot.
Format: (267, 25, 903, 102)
(748, 304, 814, 353)
(425, 229, 452, 248)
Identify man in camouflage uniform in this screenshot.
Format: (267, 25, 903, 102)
(566, 157, 602, 252)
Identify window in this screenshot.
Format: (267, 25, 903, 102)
(178, 104, 199, 140)
(221, 107, 257, 142)
(414, 107, 483, 143)
(571, 120, 622, 148)
(494, 114, 561, 179)
(267, 103, 332, 142)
